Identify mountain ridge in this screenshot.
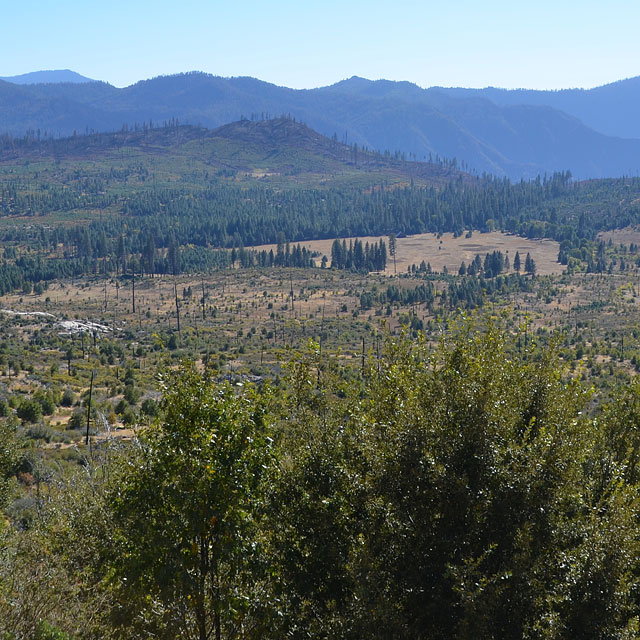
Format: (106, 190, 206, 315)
(2, 71, 640, 179)
(0, 116, 467, 190)
(435, 75, 640, 139)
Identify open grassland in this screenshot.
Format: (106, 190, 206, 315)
(599, 226, 640, 245)
(251, 231, 562, 275)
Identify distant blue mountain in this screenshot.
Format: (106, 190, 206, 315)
(435, 76, 640, 140)
(1, 71, 640, 179)
(0, 69, 96, 85)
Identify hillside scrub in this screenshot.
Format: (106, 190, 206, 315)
(1, 321, 640, 638)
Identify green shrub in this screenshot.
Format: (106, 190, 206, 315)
(67, 407, 85, 430)
(123, 384, 140, 405)
(16, 399, 43, 424)
(121, 407, 137, 425)
(24, 424, 52, 442)
(34, 621, 72, 640)
(60, 388, 76, 407)
(115, 399, 128, 415)
(140, 398, 159, 417)
(35, 392, 56, 416)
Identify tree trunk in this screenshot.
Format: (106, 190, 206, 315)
(85, 370, 94, 446)
(174, 280, 181, 334)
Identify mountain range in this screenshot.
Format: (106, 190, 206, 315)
(1, 70, 640, 180)
(437, 78, 640, 140)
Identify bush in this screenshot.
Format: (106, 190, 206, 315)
(123, 384, 140, 405)
(60, 388, 76, 407)
(6, 495, 39, 529)
(34, 621, 72, 640)
(58, 448, 84, 465)
(121, 407, 137, 426)
(16, 399, 43, 424)
(24, 424, 52, 442)
(67, 408, 85, 430)
(115, 399, 128, 415)
(35, 391, 56, 416)
(140, 398, 159, 417)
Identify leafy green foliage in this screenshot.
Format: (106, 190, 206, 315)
(267, 324, 640, 639)
(0, 421, 20, 510)
(349, 325, 639, 638)
(33, 621, 73, 640)
(16, 398, 43, 424)
(106, 363, 273, 639)
(2, 322, 640, 638)
(265, 343, 361, 638)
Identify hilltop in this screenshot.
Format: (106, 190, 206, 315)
(0, 117, 467, 189)
(0, 69, 96, 84)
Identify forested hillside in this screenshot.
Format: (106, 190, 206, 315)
(1, 120, 640, 295)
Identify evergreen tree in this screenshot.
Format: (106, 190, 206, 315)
(513, 251, 521, 272)
(524, 252, 536, 275)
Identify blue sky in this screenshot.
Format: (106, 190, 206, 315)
(4, 0, 639, 89)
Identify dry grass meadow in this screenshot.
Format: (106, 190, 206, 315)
(251, 231, 563, 276)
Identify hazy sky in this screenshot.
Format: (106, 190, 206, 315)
(4, 0, 639, 89)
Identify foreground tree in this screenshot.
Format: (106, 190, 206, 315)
(265, 344, 361, 639)
(107, 364, 273, 640)
(348, 325, 640, 639)
(269, 323, 640, 639)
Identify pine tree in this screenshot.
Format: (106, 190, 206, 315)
(513, 251, 521, 272)
(524, 253, 536, 275)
